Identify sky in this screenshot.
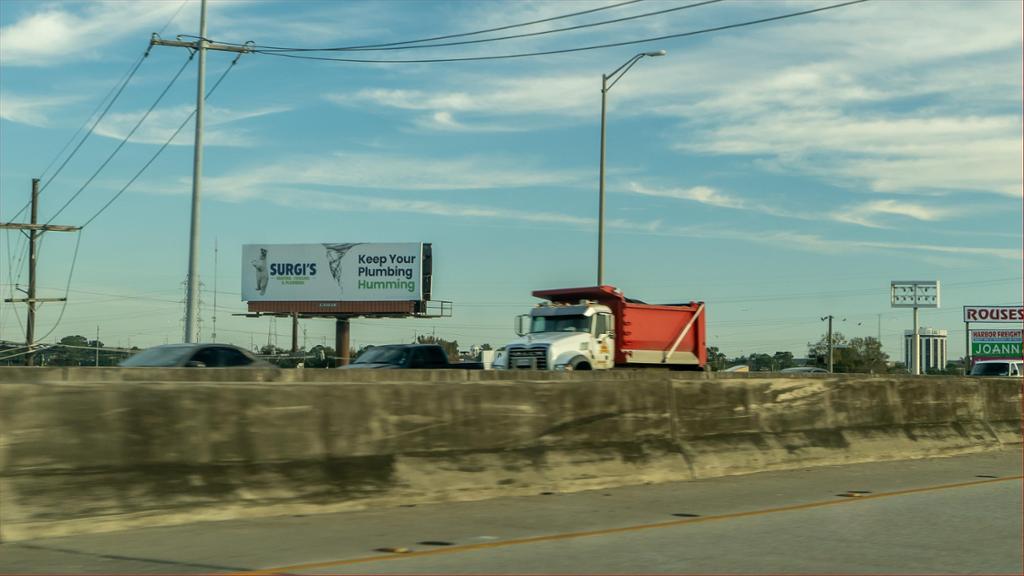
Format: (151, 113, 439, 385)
(1, 0, 1021, 362)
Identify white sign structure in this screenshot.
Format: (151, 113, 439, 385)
(242, 243, 424, 302)
(891, 280, 940, 376)
(890, 281, 940, 308)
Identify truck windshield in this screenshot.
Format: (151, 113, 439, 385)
(970, 362, 1011, 376)
(531, 315, 591, 333)
(354, 347, 408, 365)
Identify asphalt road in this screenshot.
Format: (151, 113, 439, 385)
(2, 449, 1021, 574)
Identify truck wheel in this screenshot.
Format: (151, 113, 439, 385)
(568, 357, 592, 371)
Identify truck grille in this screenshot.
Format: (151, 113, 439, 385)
(508, 347, 547, 369)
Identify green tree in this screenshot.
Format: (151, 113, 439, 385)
(808, 333, 889, 373)
(748, 353, 774, 372)
(304, 345, 336, 368)
(50, 335, 94, 366)
(706, 346, 728, 371)
(772, 351, 796, 370)
(416, 335, 459, 362)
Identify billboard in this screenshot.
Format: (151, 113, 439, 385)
(242, 243, 426, 302)
(963, 306, 1024, 323)
(890, 280, 940, 308)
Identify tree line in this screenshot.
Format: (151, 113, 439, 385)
(708, 332, 898, 374)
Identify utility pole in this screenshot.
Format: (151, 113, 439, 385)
(95, 326, 100, 367)
(1, 178, 80, 365)
(149, 0, 250, 343)
(821, 315, 834, 373)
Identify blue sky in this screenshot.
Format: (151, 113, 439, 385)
(1, 0, 1021, 360)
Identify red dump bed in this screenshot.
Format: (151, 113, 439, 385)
(533, 286, 706, 368)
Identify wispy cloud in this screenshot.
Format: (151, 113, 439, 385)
(189, 153, 1017, 262)
(671, 228, 1021, 262)
(678, 111, 1023, 198)
(0, 2, 194, 66)
(628, 182, 746, 209)
(629, 182, 971, 231)
(324, 74, 593, 133)
(201, 151, 587, 196)
(91, 104, 290, 146)
(325, 1, 1021, 198)
(412, 111, 524, 133)
(0, 92, 79, 126)
(831, 200, 956, 229)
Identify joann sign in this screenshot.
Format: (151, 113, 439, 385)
(242, 243, 428, 302)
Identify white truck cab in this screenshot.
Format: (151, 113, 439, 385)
(495, 302, 615, 370)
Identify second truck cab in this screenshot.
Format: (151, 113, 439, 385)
(495, 285, 706, 371)
(507, 301, 616, 370)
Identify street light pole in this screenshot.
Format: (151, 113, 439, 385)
(597, 50, 666, 286)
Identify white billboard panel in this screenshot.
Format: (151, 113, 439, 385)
(242, 243, 423, 302)
(890, 280, 940, 308)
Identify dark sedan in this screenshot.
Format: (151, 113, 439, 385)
(119, 343, 270, 368)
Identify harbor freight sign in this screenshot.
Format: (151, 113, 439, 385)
(970, 329, 1023, 359)
(963, 305, 1024, 323)
(242, 243, 424, 302)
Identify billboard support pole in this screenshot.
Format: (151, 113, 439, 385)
(913, 306, 920, 375)
(291, 313, 299, 355)
(335, 317, 351, 367)
(964, 320, 970, 373)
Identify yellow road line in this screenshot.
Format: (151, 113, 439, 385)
(239, 474, 1023, 575)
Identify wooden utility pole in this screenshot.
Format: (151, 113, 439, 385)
(1, 178, 80, 365)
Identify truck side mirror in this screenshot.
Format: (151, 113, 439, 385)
(515, 315, 529, 336)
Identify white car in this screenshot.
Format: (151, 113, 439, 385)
(780, 366, 830, 374)
(969, 360, 1023, 377)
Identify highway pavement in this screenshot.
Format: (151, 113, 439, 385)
(2, 449, 1020, 574)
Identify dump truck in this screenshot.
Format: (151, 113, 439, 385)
(493, 285, 705, 371)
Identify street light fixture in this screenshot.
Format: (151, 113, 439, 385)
(597, 50, 666, 286)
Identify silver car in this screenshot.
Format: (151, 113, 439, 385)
(780, 366, 830, 374)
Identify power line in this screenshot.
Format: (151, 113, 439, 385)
(4, 49, 150, 303)
(258, 0, 723, 53)
(82, 51, 244, 229)
(44, 53, 196, 226)
(225, 0, 646, 52)
(37, 52, 149, 185)
(249, 1, 868, 64)
(36, 0, 189, 187)
(2, 2, 193, 289)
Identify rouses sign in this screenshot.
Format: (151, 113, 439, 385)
(242, 243, 425, 302)
(963, 306, 1024, 323)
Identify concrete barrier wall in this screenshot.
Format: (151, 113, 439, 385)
(0, 368, 1020, 541)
